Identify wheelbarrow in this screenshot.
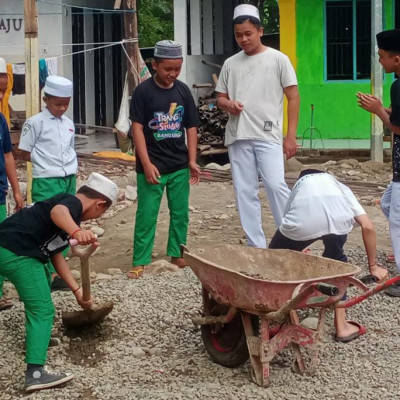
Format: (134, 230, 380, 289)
(182, 244, 400, 387)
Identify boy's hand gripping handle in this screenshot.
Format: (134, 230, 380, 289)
(69, 239, 98, 302)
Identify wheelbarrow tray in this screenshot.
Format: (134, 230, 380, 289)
(183, 244, 361, 313)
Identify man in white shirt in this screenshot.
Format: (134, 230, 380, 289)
(269, 169, 388, 342)
(216, 4, 299, 249)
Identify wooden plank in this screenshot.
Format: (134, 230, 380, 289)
(24, 0, 39, 204)
(192, 83, 214, 88)
(199, 148, 228, 156)
(190, 0, 202, 55)
(202, 0, 214, 55)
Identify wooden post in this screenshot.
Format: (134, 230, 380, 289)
(122, 0, 139, 94)
(370, 0, 383, 162)
(24, 0, 39, 203)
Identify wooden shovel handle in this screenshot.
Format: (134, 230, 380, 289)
(69, 240, 98, 258)
(69, 240, 97, 302)
(80, 256, 91, 302)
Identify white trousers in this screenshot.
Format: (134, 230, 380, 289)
(228, 140, 291, 249)
(381, 182, 400, 273)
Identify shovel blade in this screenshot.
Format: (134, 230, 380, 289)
(62, 301, 114, 329)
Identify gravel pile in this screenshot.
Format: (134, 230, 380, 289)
(1, 248, 400, 399)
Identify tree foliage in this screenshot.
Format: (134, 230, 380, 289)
(137, 0, 174, 47)
(242, 0, 280, 34)
(135, 0, 279, 48)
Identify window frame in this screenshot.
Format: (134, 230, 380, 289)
(323, 0, 373, 83)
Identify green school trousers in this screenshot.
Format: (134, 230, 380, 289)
(0, 203, 7, 297)
(0, 246, 54, 364)
(32, 175, 76, 274)
(133, 168, 190, 266)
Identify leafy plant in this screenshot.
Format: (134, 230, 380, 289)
(136, 0, 174, 47)
(239, 0, 280, 34)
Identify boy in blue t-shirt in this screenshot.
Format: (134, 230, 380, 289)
(128, 40, 200, 279)
(0, 58, 24, 310)
(357, 29, 400, 296)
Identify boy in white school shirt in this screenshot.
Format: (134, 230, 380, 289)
(269, 169, 388, 342)
(19, 75, 77, 289)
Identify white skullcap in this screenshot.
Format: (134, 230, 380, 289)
(154, 40, 183, 59)
(0, 58, 7, 74)
(44, 75, 73, 97)
(233, 4, 260, 21)
(84, 172, 119, 203)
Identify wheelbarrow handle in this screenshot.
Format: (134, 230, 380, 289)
(316, 283, 339, 297)
(336, 275, 400, 309)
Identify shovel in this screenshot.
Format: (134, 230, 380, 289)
(62, 240, 114, 329)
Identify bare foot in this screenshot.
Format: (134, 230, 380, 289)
(336, 320, 366, 342)
(171, 257, 188, 268)
(127, 266, 145, 279)
(369, 263, 389, 282)
(386, 253, 395, 263)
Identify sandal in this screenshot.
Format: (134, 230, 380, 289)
(359, 272, 389, 285)
(335, 321, 367, 343)
(386, 253, 396, 263)
(127, 267, 144, 279)
(0, 297, 13, 311)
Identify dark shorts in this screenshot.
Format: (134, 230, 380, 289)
(269, 230, 348, 300)
(269, 230, 348, 263)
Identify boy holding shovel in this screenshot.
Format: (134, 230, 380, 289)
(19, 75, 78, 291)
(0, 172, 118, 392)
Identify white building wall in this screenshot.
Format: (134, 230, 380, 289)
(174, 0, 236, 99)
(0, 0, 115, 123)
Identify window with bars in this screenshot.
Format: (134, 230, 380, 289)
(325, 0, 371, 81)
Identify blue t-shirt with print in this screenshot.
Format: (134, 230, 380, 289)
(0, 113, 12, 204)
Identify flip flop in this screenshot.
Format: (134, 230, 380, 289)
(359, 272, 389, 285)
(127, 268, 144, 279)
(386, 254, 396, 263)
(335, 321, 367, 343)
(0, 298, 13, 311)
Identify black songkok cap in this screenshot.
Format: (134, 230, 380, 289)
(376, 29, 400, 52)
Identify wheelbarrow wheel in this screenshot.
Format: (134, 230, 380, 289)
(201, 299, 258, 368)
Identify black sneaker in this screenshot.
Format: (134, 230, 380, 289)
(24, 366, 74, 392)
(49, 337, 61, 347)
(24, 337, 61, 351)
(51, 276, 69, 292)
(385, 282, 400, 297)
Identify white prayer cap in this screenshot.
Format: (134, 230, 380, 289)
(0, 58, 7, 74)
(44, 75, 73, 97)
(84, 172, 119, 203)
(233, 4, 260, 21)
(154, 40, 183, 59)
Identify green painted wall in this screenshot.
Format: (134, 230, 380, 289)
(295, 0, 395, 139)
